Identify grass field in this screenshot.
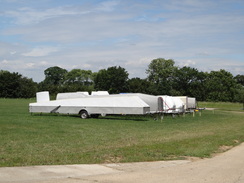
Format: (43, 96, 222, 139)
(198, 101, 244, 111)
(0, 98, 243, 167)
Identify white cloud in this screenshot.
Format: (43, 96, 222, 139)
(4, 6, 90, 25)
(125, 57, 153, 67)
(0, 0, 244, 82)
(22, 47, 59, 57)
(1, 58, 52, 70)
(25, 62, 35, 68)
(95, 0, 120, 12)
(179, 60, 196, 67)
(3, 0, 120, 26)
(39, 61, 49, 66)
(83, 64, 92, 69)
(1, 59, 23, 70)
(24, 61, 53, 69)
(10, 51, 16, 55)
(1, 59, 9, 64)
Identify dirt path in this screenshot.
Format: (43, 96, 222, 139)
(1, 143, 244, 183)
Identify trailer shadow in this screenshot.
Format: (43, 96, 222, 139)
(30, 113, 150, 122)
(95, 116, 150, 122)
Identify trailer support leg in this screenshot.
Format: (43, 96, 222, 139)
(161, 115, 164, 122)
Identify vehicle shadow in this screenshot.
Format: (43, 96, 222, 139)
(31, 113, 152, 121)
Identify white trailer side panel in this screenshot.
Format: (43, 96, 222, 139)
(175, 96, 188, 110)
(29, 96, 150, 115)
(158, 95, 176, 113)
(118, 93, 163, 113)
(172, 97, 185, 113)
(174, 96, 196, 110)
(187, 97, 197, 109)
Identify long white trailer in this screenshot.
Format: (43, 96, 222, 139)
(30, 92, 197, 119)
(54, 92, 186, 114)
(29, 92, 150, 118)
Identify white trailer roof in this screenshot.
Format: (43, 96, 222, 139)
(30, 95, 149, 108)
(91, 91, 109, 96)
(117, 93, 163, 112)
(56, 92, 88, 100)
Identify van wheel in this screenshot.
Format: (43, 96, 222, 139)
(80, 110, 88, 119)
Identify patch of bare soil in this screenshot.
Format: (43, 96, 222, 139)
(212, 140, 240, 157)
(218, 145, 233, 152)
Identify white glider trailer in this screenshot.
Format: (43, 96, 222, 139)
(119, 93, 187, 117)
(118, 93, 164, 113)
(173, 96, 197, 112)
(29, 91, 150, 119)
(159, 95, 185, 114)
(29, 91, 196, 119)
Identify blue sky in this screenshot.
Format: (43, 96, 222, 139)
(0, 0, 244, 82)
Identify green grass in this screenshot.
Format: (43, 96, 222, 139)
(198, 101, 244, 111)
(0, 98, 243, 167)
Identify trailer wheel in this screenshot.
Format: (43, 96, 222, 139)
(80, 110, 89, 119)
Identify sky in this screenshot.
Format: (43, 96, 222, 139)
(0, 0, 244, 82)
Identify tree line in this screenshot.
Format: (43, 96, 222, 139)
(1, 58, 244, 103)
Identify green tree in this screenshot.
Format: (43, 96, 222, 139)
(0, 70, 37, 98)
(44, 66, 68, 85)
(65, 69, 93, 86)
(127, 77, 151, 93)
(64, 69, 94, 92)
(94, 66, 129, 94)
(39, 66, 68, 95)
(189, 71, 208, 101)
(146, 58, 176, 95)
(234, 88, 244, 109)
(234, 74, 244, 86)
(93, 69, 108, 91)
(205, 69, 238, 102)
(173, 67, 207, 101)
(18, 76, 38, 98)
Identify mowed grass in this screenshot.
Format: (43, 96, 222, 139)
(198, 101, 244, 111)
(0, 98, 243, 167)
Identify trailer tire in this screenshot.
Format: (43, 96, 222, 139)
(80, 110, 89, 119)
